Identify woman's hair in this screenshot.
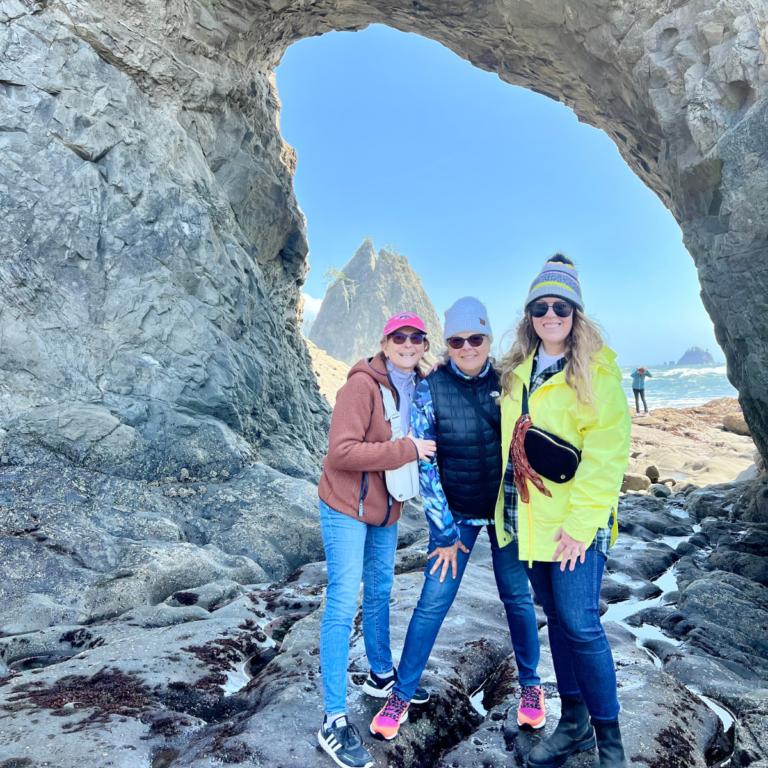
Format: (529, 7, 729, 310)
(499, 307, 605, 407)
(380, 334, 432, 375)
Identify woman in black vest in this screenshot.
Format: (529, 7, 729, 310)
(370, 297, 543, 741)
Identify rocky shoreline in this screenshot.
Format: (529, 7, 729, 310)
(1, 454, 766, 767)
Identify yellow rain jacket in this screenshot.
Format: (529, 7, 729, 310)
(494, 345, 631, 564)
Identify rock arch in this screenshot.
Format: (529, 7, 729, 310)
(0, 0, 766, 475)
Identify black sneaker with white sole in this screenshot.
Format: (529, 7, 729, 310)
(361, 668, 430, 705)
(318, 716, 373, 768)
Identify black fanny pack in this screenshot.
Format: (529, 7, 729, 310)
(522, 384, 581, 483)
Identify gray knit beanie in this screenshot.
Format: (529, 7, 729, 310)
(524, 253, 584, 311)
(443, 297, 493, 343)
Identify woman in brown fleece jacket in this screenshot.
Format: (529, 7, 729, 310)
(317, 312, 436, 768)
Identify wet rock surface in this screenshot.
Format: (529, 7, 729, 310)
(436, 625, 729, 768)
(0, 463, 334, 634)
(3, 479, 766, 767)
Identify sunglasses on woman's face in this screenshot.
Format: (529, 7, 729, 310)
(447, 334, 486, 350)
(390, 332, 426, 345)
(529, 300, 574, 318)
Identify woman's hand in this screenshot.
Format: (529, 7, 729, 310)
(426, 360, 446, 375)
(408, 432, 436, 460)
(552, 527, 586, 572)
(427, 540, 470, 582)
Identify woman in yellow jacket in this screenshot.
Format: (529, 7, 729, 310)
(494, 254, 631, 768)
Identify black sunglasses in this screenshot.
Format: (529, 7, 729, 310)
(390, 332, 426, 345)
(529, 300, 574, 318)
(447, 334, 486, 350)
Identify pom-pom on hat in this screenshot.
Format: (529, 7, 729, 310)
(524, 253, 584, 311)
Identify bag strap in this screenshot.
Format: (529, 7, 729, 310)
(378, 384, 403, 441)
(444, 372, 501, 436)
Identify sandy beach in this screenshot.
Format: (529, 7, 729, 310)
(627, 398, 755, 486)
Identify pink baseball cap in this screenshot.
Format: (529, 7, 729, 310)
(383, 312, 427, 336)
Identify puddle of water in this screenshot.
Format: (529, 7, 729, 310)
(659, 535, 690, 550)
(638, 644, 662, 668)
(604, 563, 684, 650)
(688, 690, 736, 733)
(222, 660, 251, 695)
(607, 573, 647, 589)
(627, 622, 682, 647)
(653, 568, 678, 594)
(469, 687, 487, 717)
(603, 595, 662, 624)
(693, 524, 702, 533)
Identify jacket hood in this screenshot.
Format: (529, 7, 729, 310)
(348, 352, 399, 390)
(592, 345, 622, 380)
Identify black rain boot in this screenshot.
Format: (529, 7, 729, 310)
(527, 696, 596, 768)
(592, 718, 628, 768)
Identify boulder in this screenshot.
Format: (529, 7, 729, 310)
(645, 464, 661, 482)
(621, 473, 652, 492)
(650, 483, 673, 498)
(723, 413, 751, 436)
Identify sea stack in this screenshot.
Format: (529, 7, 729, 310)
(678, 346, 716, 365)
(309, 240, 443, 365)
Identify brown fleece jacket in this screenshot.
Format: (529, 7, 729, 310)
(318, 353, 420, 526)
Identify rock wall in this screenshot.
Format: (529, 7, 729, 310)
(310, 240, 443, 366)
(0, 0, 330, 481)
(1, 0, 767, 471)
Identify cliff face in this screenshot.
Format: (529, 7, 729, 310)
(309, 242, 443, 366)
(0, 0, 330, 481)
(1, 0, 768, 467)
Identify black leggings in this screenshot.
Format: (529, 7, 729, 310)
(633, 388, 648, 414)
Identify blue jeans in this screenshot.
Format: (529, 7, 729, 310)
(524, 551, 620, 721)
(319, 500, 400, 717)
(393, 523, 541, 702)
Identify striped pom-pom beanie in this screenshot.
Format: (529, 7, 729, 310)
(524, 253, 584, 311)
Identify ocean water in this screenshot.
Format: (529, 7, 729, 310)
(619, 364, 738, 410)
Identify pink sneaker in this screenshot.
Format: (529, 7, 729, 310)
(518, 685, 546, 729)
(370, 692, 409, 741)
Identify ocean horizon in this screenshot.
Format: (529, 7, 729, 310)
(620, 364, 737, 410)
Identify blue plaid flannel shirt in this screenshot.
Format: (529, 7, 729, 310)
(411, 360, 494, 548)
(503, 349, 613, 556)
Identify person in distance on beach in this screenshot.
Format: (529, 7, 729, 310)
(497, 253, 631, 768)
(370, 297, 545, 742)
(316, 312, 436, 768)
(630, 366, 652, 417)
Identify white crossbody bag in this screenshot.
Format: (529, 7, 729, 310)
(378, 384, 420, 502)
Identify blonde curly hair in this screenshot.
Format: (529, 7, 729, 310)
(499, 306, 605, 408)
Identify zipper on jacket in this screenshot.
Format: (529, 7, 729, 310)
(472, 379, 491, 510)
(358, 472, 369, 517)
(380, 494, 393, 527)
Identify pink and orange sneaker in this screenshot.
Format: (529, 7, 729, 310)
(517, 685, 546, 730)
(370, 692, 410, 741)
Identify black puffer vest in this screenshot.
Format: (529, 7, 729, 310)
(427, 363, 503, 519)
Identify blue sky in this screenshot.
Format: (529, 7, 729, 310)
(275, 25, 722, 366)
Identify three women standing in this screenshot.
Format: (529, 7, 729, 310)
(370, 298, 544, 741)
(316, 253, 631, 768)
